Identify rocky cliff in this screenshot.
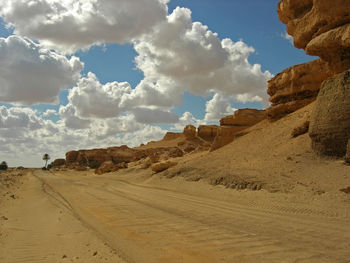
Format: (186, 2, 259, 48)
(278, 0, 350, 73)
(211, 109, 266, 151)
(267, 59, 333, 120)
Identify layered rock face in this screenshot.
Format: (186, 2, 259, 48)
(220, 109, 266, 127)
(278, 0, 350, 73)
(309, 70, 350, 156)
(211, 109, 266, 151)
(346, 140, 350, 164)
(197, 125, 218, 142)
(267, 59, 333, 120)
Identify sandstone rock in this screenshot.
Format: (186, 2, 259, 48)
(66, 151, 79, 164)
(183, 125, 196, 138)
(197, 125, 219, 142)
(162, 132, 183, 141)
(278, 0, 350, 73)
(151, 161, 178, 173)
(95, 161, 119, 175)
(345, 139, 350, 164)
(291, 121, 310, 138)
(53, 159, 66, 167)
(309, 70, 350, 156)
(268, 98, 315, 121)
(210, 126, 249, 151)
(74, 165, 87, 171)
(220, 109, 266, 127)
(267, 59, 333, 120)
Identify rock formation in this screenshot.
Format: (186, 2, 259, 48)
(162, 132, 183, 141)
(309, 70, 350, 156)
(267, 59, 333, 120)
(278, 0, 350, 73)
(183, 125, 197, 138)
(211, 109, 266, 151)
(52, 158, 66, 167)
(151, 161, 178, 173)
(197, 125, 218, 142)
(95, 161, 127, 175)
(220, 109, 266, 127)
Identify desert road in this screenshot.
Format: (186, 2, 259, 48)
(1, 170, 350, 263)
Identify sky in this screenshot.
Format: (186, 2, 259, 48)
(0, 0, 315, 167)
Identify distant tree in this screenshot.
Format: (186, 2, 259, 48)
(42, 154, 51, 169)
(0, 161, 8, 170)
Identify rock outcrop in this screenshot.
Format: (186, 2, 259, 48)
(152, 161, 178, 173)
(183, 125, 197, 138)
(162, 132, 183, 141)
(52, 158, 66, 167)
(278, 0, 350, 73)
(211, 109, 266, 151)
(197, 125, 219, 142)
(220, 109, 266, 127)
(309, 70, 350, 156)
(267, 59, 333, 120)
(95, 161, 127, 175)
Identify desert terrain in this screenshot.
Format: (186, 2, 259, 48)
(1, 104, 350, 263)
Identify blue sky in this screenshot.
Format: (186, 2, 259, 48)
(0, 0, 315, 166)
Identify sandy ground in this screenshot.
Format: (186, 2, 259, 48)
(1, 103, 350, 262)
(0, 170, 125, 263)
(1, 168, 349, 263)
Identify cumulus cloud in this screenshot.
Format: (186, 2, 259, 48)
(134, 7, 273, 104)
(0, 35, 83, 105)
(204, 93, 236, 122)
(0, 0, 168, 53)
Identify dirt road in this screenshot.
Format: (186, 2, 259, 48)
(16, 170, 348, 263)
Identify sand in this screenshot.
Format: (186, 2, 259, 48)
(1, 103, 350, 262)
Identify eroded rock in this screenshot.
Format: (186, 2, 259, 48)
(197, 125, 219, 142)
(309, 70, 350, 156)
(220, 109, 266, 127)
(267, 59, 333, 120)
(278, 0, 350, 73)
(152, 161, 178, 173)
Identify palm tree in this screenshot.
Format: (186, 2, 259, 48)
(42, 154, 51, 169)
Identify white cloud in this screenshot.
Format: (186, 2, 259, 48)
(0, 35, 83, 105)
(134, 7, 273, 104)
(204, 93, 236, 122)
(0, 0, 168, 53)
(282, 32, 293, 44)
(42, 109, 57, 117)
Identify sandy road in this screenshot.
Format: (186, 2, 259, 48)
(32, 170, 350, 263)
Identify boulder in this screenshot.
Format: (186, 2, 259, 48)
(95, 161, 119, 175)
(278, 0, 350, 73)
(197, 125, 219, 142)
(52, 158, 66, 167)
(220, 109, 266, 127)
(309, 70, 350, 156)
(183, 125, 196, 138)
(151, 161, 178, 173)
(210, 126, 249, 151)
(267, 59, 333, 120)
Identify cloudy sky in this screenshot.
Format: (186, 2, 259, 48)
(0, 0, 314, 167)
